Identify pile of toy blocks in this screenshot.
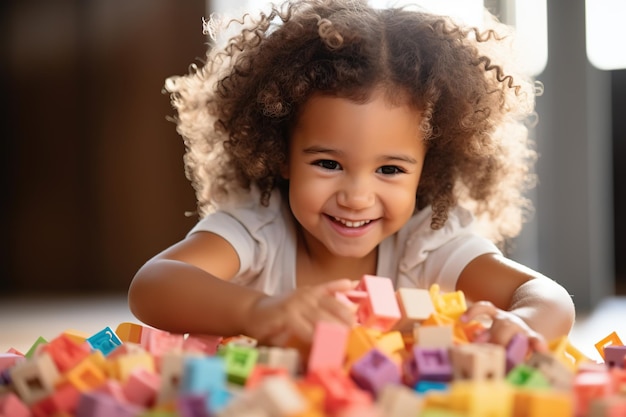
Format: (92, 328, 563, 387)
(1, 274, 626, 417)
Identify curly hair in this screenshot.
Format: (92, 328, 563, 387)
(165, 0, 539, 243)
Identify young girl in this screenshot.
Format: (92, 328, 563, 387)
(128, 0, 575, 350)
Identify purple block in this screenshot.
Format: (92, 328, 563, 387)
(506, 333, 529, 372)
(409, 346, 453, 384)
(178, 394, 211, 417)
(604, 345, 626, 368)
(75, 392, 144, 417)
(349, 348, 401, 395)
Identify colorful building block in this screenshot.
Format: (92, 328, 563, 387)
(594, 332, 623, 361)
(86, 327, 122, 356)
(349, 348, 401, 395)
(393, 288, 434, 332)
(429, 284, 467, 320)
(10, 352, 60, 404)
(449, 343, 505, 381)
(219, 344, 259, 385)
(354, 275, 401, 331)
(308, 321, 349, 373)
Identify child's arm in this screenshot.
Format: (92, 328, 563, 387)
(455, 253, 576, 348)
(128, 232, 355, 343)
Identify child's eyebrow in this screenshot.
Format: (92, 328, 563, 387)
(303, 145, 418, 164)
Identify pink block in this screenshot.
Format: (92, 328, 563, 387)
(0, 392, 30, 417)
(140, 327, 184, 358)
(308, 321, 349, 373)
(122, 368, 161, 407)
(0, 353, 24, 373)
(356, 275, 401, 331)
(183, 335, 221, 355)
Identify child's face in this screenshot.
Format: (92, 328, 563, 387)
(285, 91, 427, 259)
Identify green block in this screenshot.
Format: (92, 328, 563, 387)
(25, 336, 48, 358)
(219, 344, 259, 385)
(506, 364, 550, 389)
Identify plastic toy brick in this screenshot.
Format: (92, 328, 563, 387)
(30, 382, 80, 417)
(10, 352, 60, 404)
(307, 321, 349, 373)
(372, 330, 405, 366)
(513, 389, 574, 417)
(64, 353, 108, 392)
(115, 322, 144, 344)
(459, 320, 486, 343)
(449, 343, 505, 381)
(254, 375, 309, 416)
(376, 383, 424, 417)
(0, 353, 24, 373)
(245, 364, 289, 390)
(41, 334, 91, 373)
(505, 363, 550, 389)
(345, 326, 379, 370)
(62, 329, 90, 345)
(588, 395, 626, 417)
(86, 326, 122, 356)
(110, 350, 156, 382)
(219, 344, 259, 385)
(393, 287, 435, 332)
(594, 331, 624, 361)
(122, 367, 161, 407)
(407, 346, 453, 385)
(157, 351, 198, 406)
(182, 334, 221, 356)
(414, 324, 454, 348)
(526, 351, 574, 391)
(0, 392, 30, 417)
(354, 275, 401, 332)
(414, 380, 449, 394)
(604, 345, 626, 368)
(349, 348, 401, 395)
(447, 380, 514, 417)
(574, 370, 614, 417)
(182, 356, 231, 412)
(429, 284, 467, 320)
(505, 333, 529, 372)
(549, 335, 591, 371)
(24, 336, 48, 359)
(140, 327, 185, 359)
(98, 380, 127, 404)
(257, 346, 301, 377)
(75, 391, 144, 417)
(306, 367, 372, 414)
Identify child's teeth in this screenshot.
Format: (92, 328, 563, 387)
(333, 217, 371, 228)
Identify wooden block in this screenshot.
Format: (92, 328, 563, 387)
(449, 343, 505, 381)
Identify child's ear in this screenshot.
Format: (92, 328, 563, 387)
(280, 163, 290, 179)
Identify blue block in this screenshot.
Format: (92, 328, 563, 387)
(86, 326, 122, 356)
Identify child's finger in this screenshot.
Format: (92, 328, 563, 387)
(461, 300, 498, 323)
(318, 279, 355, 294)
(318, 295, 357, 326)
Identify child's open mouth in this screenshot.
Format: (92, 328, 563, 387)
(331, 216, 372, 228)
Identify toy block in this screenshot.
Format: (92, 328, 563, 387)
(307, 367, 372, 414)
(257, 346, 301, 376)
(10, 352, 60, 404)
(429, 284, 467, 320)
(345, 326, 379, 369)
(213, 390, 269, 417)
(405, 346, 453, 386)
(459, 320, 486, 343)
(115, 322, 144, 344)
(594, 331, 623, 361)
(140, 327, 184, 358)
(110, 351, 155, 382)
(422, 312, 455, 327)
(122, 368, 161, 407)
(414, 324, 454, 348)
(0, 392, 30, 417)
(62, 329, 90, 345)
(373, 330, 405, 366)
(588, 394, 626, 417)
(549, 335, 591, 371)
(64, 353, 108, 392)
(505, 333, 529, 372)
(253, 375, 309, 416)
(335, 290, 367, 313)
(418, 408, 465, 417)
(307, 321, 349, 373)
(512, 389, 573, 417)
(349, 348, 401, 396)
(30, 382, 80, 417)
(218, 343, 259, 385)
(376, 383, 424, 417)
(183, 334, 221, 356)
(506, 364, 550, 389)
(415, 380, 448, 394)
(609, 367, 626, 395)
(86, 326, 123, 356)
(526, 351, 574, 391)
(355, 275, 401, 331)
(97, 380, 127, 403)
(177, 393, 211, 417)
(604, 345, 626, 368)
(157, 351, 200, 406)
(0, 353, 24, 373)
(295, 379, 326, 411)
(220, 335, 257, 348)
(75, 391, 144, 417)
(24, 336, 48, 359)
(449, 343, 505, 381)
(181, 356, 231, 412)
(392, 287, 435, 332)
(42, 334, 91, 373)
(245, 364, 288, 389)
(447, 380, 514, 417)
(573, 370, 614, 417)
(334, 403, 384, 417)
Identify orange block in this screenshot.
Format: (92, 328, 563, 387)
(115, 322, 144, 344)
(595, 331, 624, 360)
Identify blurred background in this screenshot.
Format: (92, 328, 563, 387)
(1, 0, 625, 319)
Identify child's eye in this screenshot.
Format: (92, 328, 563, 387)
(377, 165, 405, 175)
(314, 160, 341, 170)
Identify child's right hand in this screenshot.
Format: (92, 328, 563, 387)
(242, 279, 357, 346)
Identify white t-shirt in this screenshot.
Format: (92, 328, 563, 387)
(188, 188, 500, 295)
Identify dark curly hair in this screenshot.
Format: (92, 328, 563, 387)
(165, 0, 539, 243)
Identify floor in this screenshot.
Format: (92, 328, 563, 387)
(1, 294, 625, 362)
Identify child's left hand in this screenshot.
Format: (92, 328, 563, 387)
(461, 301, 549, 352)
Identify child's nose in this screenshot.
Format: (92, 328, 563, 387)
(337, 177, 375, 209)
